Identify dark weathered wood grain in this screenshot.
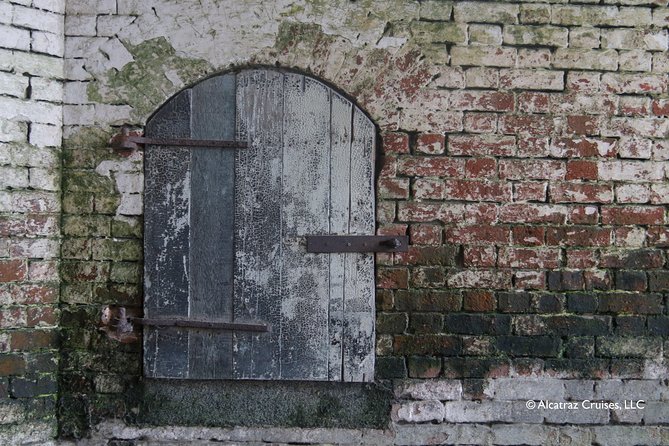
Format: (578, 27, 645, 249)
(144, 89, 192, 378)
(233, 70, 285, 379)
(188, 74, 236, 379)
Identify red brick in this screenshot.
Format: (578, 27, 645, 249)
(546, 227, 612, 247)
(19, 284, 58, 304)
(0, 354, 26, 376)
(394, 335, 460, 356)
(0, 260, 27, 283)
(567, 115, 601, 135)
(499, 115, 555, 135)
(499, 204, 568, 224)
(514, 271, 545, 290)
(444, 226, 510, 244)
(518, 92, 549, 114)
(566, 72, 600, 92)
(514, 182, 547, 202)
(647, 226, 669, 247)
(27, 306, 58, 327)
(395, 246, 457, 267)
(566, 160, 598, 180)
(498, 247, 560, 268)
(584, 270, 612, 290)
(463, 290, 495, 312)
(398, 156, 463, 177)
(382, 132, 410, 154)
(413, 178, 445, 199)
(600, 249, 664, 269)
(379, 155, 397, 178)
(464, 245, 497, 267)
(443, 180, 511, 202)
(460, 203, 499, 225)
(378, 178, 410, 199)
(447, 269, 513, 289)
(10, 329, 58, 351)
(512, 226, 545, 246)
(601, 206, 665, 225)
(652, 99, 669, 116)
(416, 133, 445, 155)
(551, 183, 613, 203)
(619, 96, 650, 116)
(517, 136, 550, 157)
(551, 137, 617, 158)
(448, 134, 516, 157)
(450, 90, 514, 112)
(377, 267, 409, 289)
(377, 224, 408, 236)
(566, 249, 598, 268)
(464, 112, 497, 133)
(499, 160, 565, 180)
(0, 308, 25, 329)
(410, 224, 442, 245)
(614, 227, 647, 247)
(568, 205, 599, 225)
(465, 158, 497, 179)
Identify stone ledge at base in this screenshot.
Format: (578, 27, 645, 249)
(59, 421, 669, 446)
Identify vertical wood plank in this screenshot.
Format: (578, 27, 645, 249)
(280, 74, 331, 380)
(143, 89, 192, 378)
(343, 106, 376, 382)
(233, 70, 284, 379)
(188, 74, 236, 379)
(328, 92, 353, 381)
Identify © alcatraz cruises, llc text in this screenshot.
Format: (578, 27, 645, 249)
(525, 400, 646, 410)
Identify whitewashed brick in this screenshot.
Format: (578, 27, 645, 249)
(64, 36, 105, 58)
(451, 46, 516, 67)
(566, 71, 601, 93)
(115, 172, 143, 194)
(618, 137, 652, 159)
(30, 123, 61, 148)
(602, 73, 667, 94)
(0, 121, 27, 143)
(29, 168, 59, 191)
(0, 3, 12, 24)
(66, 0, 116, 14)
(500, 69, 563, 91)
(85, 38, 134, 74)
(598, 160, 664, 182)
(31, 77, 63, 102)
(63, 81, 90, 104)
(0, 72, 29, 98)
(443, 401, 512, 423)
(0, 97, 62, 125)
(12, 5, 63, 33)
(517, 48, 551, 68)
(64, 58, 91, 81)
(602, 28, 668, 51)
(32, 0, 66, 14)
(504, 25, 568, 47)
(65, 15, 97, 36)
(650, 184, 669, 204)
(652, 140, 669, 160)
(603, 117, 669, 138)
(63, 104, 94, 125)
(396, 380, 462, 401)
(544, 406, 609, 424)
(493, 424, 553, 445)
(465, 67, 499, 88)
(393, 400, 444, 423)
(32, 30, 64, 56)
(569, 27, 601, 49)
(0, 48, 63, 79)
(10, 238, 59, 258)
(454, 2, 519, 23)
(469, 24, 502, 45)
(0, 166, 29, 188)
(96, 15, 136, 37)
(94, 104, 133, 125)
(653, 7, 669, 27)
(619, 50, 652, 72)
(118, 194, 142, 216)
(0, 23, 30, 50)
(553, 49, 618, 71)
(0, 143, 58, 168)
(616, 184, 651, 203)
(493, 378, 565, 400)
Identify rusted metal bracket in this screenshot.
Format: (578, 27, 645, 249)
(306, 235, 409, 253)
(100, 305, 267, 343)
(110, 126, 248, 151)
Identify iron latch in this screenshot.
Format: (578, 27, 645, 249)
(110, 126, 248, 151)
(306, 235, 409, 253)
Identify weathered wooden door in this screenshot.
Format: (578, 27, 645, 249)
(143, 69, 376, 382)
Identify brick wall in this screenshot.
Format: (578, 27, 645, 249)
(21, 0, 669, 443)
(0, 0, 64, 443)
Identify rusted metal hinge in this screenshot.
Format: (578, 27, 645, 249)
(100, 306, 267, 343)
(306, 235, 409, 253)
(110, 126, 248, 151)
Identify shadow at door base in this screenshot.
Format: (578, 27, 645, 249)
(130, 379, 392, 429)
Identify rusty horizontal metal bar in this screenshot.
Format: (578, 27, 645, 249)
(306, 235, 409, 253)
(129, 317, 268, 332)
(110, 127, 247, 151)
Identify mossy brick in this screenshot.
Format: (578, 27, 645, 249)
(91, 239, 142, 261)
(442, 357, 510, 379)
(564, 337, 595, 358)
(567, 293, 598, 313)
(59, 306, 99, 329)
(444, 314, 511, 335)
(375, 357, 407, 379)
(496, 336, 561, 357)
(10, 375, 57, 398)
(25, 352, 57, 374)
(62, 192, 94, 214)
(393, 289, 462, 312)
(62, 127, 113, 151)
(532, 293, 565, 313)
(10, 330, 58, 351)
(62, 148, 102, 169)
(395, 246, 459, 267)
(62, 215, 111, 237)
(64, 171, 115, 194)
(615, 270, 648, 291)
(394, 334, 461, 355)
(61, 238, 92, 260)
(93, 374, 124, 394)
(94, 284, 141, 306)
(649, 271, 669, 291)
(419, 1, 453, 20)
(60, 283, 93, 304)
(648, 316, 669, 335)
(597, 292, 663, 314)
(597, 336, 662, 358)
(376, 290, 394, 312)
(60, 328, 92, 350)
(410, 22, 467, 44)
(409, 266, 446, 287)
(503, 25, 568, 47)
(93, 194, 121, 215)
(111, 218, 142, 238)
(110, 262, 142, 284)
(451, 46, 517, 67)
(407, 356, 442, 378)
(542, 315, 611, 336)
(0, 354, 26, 376)
(409, 313, 444, 334)
(61, 260, 111, 283)
(544, 359, 611, 379)
(469, 25, 502, 46)
(520, 4, 550, 24)
(454, 2, 519, 24)
(614, 316, 646, 336)
(497, 291, 532, 313)
(376, 312, 407, 334)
